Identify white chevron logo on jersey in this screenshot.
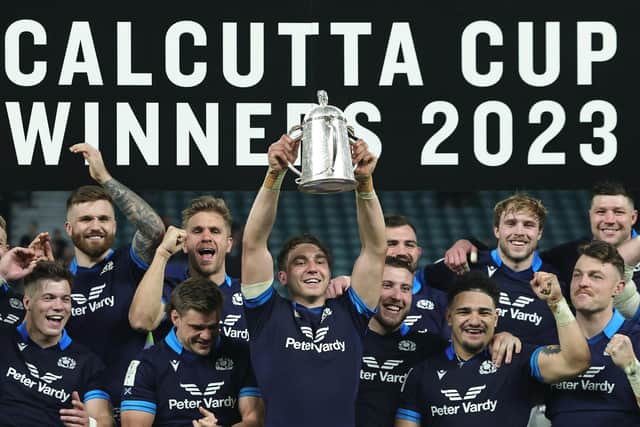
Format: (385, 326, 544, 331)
(180, 382, 224, 396)
(1, 313, 21, 324)
(498, 292, 535, 308)
(300, 326, 330, 343)
(487, 266, 497, 277)
(222, 314, 242, 326)
(579, 366, 605, 379)
(403, 315, 422, 326)
(170, 360, 180, 372)
(71, 284, 106, 305)
(441, 385, 486, 401)
(362, 357, 404, 370)
(25, 362, 63, 384)
(17, 343, 27, 351)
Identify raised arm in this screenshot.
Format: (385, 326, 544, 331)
(618, 236, 640, 267)
(70, 143, 165, 264)
(531, 271, 590, 383)
(129, 226, 186, 331)
(349, 140, 387, 309)
(241, 135, 300, 287)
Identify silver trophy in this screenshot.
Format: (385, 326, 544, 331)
(287, 90, 358, 193)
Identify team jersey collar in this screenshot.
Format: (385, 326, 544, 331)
(412, 276, 422, 295)
(16, 322, 72, 350)
(633, 229, 638, 238)
(602, 308, 625, 339)
(69, 249, 115, 275)
(1, 282, 8, 293)
(445, 342, 489, 364)
(182, 267, 233, 288)
(164, 327, 221, 356)
(490, 249, 542, 272)
(399, 323, 410, 337)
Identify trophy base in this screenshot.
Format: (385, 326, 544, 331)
(298, 178, 358, 194)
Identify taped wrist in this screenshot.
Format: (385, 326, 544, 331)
(355, 175, 375, 199)
(551, 298, 575, 327)
(263, 167, 287, 191)
(624, 358, 640, 397)
(614, 277, 640, 319)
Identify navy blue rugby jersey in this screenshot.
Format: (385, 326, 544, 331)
(244, 284, 374, 427)
(0, 282, 25, 328)
(424, 249, 566, 346)
(356, 324, 448, 427)
(0, 324, 108, 427)
(545, 309, 640, 426)
(410, 272, 450, 339)
(397, 343, 543, 427)
(157, 271, 248, 343)
(65, 246, 149, 408)
(121, 328, 260, 427)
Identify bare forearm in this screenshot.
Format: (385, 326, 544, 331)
(129, 249, 170, 331)
(618, 237, 640, 266)
(244, 186, 279, 249)
(356, 194, 386, 256)
(102, 178, 164, 262)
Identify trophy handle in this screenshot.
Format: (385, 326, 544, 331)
(347, 126, 360, 171)
(287, 124, 304, 180)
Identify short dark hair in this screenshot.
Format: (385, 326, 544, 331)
(277, 233, 332, 271)
(591, 181, 635, 208)
(23, 261, 73, 297)
(165, 277, 224, 317)
(384, 214, 417, 234)
(181, 196, 233, 232)
(385, 256, 413, 273)
(66, 186, 113, 211)
(447, 271, 500, 308)
(578, 240, 625, 279)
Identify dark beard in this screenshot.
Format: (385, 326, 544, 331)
(71, 232, 115, 259)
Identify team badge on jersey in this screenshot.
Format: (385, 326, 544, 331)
(215, 357, 234, 371)
(437, 370, 447, 380)
(416, 299, 435, 310)
(100, 261, 114, 276)
(9, 298, 24, 310)
(321, 307, 333, 323)
(17, 342, 27, 351)
(398, 340, 416, 352)
(57, 356, 77, 370)
(232, 292, 243, 306)
(479, 360, 497, 375)
(170, 360, 180, 372)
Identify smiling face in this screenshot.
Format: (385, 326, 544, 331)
(171, 308, 220, 356)
(494, 208, 542, 269)
(590, 195, 638, 247)
(571, 254, 624, 316)
(183, 211, 233, 280)
(386, 225, 422, 271)
(278, 243, 331, 306)
(447, 290, 498, 359)
(24, 279, 72, 348)
(373, 265, 413, 333)
(65, 200, 116, 259)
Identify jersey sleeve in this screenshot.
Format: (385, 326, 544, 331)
(341, 287, 376, 337)
(421, 260, 457, 292)
(238, 356, 261, 398)
(396, 364, 425, 425)
(242, 281, 278, 339)
(120, 355, 158, 416)
(81, 353, 110, 403)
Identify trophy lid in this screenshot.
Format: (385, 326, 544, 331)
(303, 90, 346, 122)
